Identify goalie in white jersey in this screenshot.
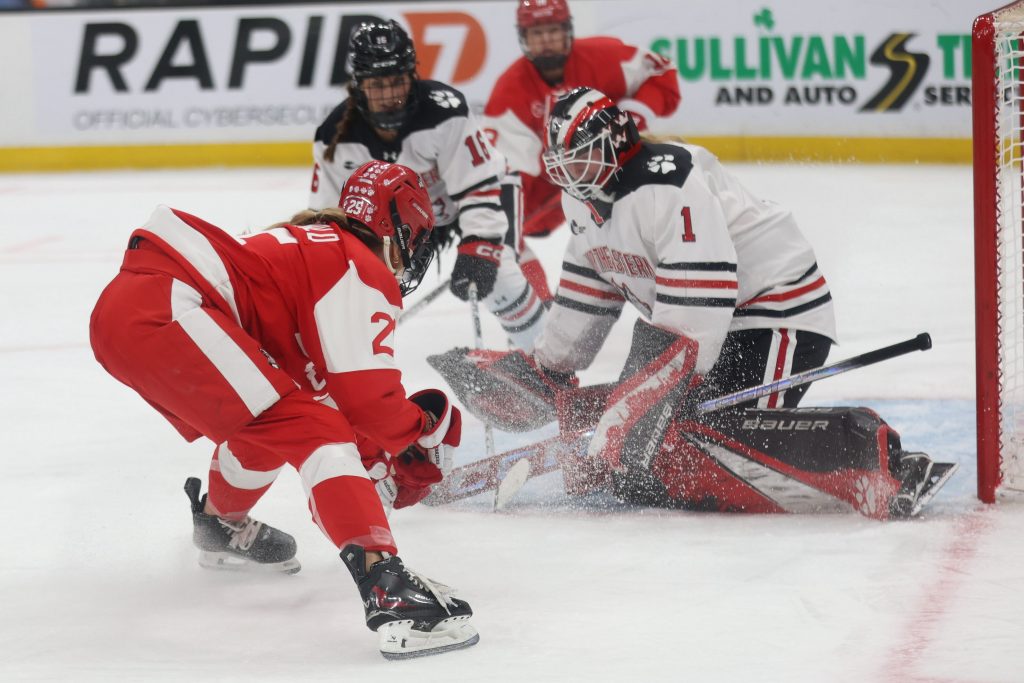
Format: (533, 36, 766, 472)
(523, 86, 837, 498)
(429, 87, 957, 516)
(309, 20, 547, 350)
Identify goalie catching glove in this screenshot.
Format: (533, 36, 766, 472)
(449, 236, 503, 300)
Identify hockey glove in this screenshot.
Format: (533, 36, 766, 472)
(408, 389, 462, 476)
(450, 236, 503, 300)
(364, 451, 437, 511)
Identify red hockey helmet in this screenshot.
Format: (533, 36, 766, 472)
(542, 87, 640, 202)
(516, 0, 573, 69)
(339, 160, 436, 296)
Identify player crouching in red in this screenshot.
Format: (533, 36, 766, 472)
(89, 160, 477, 659)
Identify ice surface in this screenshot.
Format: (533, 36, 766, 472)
(1, 164, 1021, 681)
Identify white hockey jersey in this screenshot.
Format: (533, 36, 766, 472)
(535, 142, 837, 375)
(309, 80, 513, 241)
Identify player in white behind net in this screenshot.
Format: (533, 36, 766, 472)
(90, 161, 477, 659)
(309, 20, 547, 351)
(431, 87, 956, 518)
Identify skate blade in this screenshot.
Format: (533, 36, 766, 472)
(198, 551, 301, 575)
(377, 616, 479, 660)
(910, 461, 959, 517)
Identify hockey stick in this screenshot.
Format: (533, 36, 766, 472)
(424, 333, 933, 507)
(466, 283, 499, 508)
(400, 277, 451, 323)
(695, 332, 932, 413)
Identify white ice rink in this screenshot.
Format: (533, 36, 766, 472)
(1, 162, 1022, 682)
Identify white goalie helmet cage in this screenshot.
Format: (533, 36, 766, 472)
(541, 86, 640, 202)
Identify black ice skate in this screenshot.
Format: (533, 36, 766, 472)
(183, 477, 300, 574)
(340, 544, 479, 660)
(889, 453, 959, 518)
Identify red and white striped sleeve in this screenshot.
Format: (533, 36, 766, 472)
(534, 247, 625, 373)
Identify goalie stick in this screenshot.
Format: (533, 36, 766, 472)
(423, 333, 933, 507)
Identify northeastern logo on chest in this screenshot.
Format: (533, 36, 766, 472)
(583, 246, 655, 279)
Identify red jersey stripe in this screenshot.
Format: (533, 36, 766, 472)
(741, 276, 826, 306)
(559, 278, 625, 301)
(656, 276, 738, 289)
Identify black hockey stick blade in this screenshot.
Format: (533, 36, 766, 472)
(697, 333, 932, 413)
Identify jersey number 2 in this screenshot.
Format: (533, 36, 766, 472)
(464, 131, 491, 167)
(371, 312, 395, 356)
(681, 206, 696, 242)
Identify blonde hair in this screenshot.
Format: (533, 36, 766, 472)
(266, 207, 384, 252)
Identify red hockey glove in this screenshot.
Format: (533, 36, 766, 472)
(450, 236, 503, 300)
(363, 450, 439, 511)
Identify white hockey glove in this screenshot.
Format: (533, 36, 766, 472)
(408, 389, 462, 476)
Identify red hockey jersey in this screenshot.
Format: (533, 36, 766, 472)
(484, 36, 681, 179)
(130, 205, 428, 455)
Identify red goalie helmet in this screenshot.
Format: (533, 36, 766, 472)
(542, 87, 640, 202)
(339, 160, 436, 296)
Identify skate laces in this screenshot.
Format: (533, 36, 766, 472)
(401, 564, 456, 614)
(218, 516, 263, 552)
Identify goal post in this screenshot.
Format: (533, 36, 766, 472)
(974, 1, 1024, 502)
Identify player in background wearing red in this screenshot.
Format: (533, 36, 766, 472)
(90, 161, 478, 660)
(484, 0, 682, 300)
(311, 20, 547, 351)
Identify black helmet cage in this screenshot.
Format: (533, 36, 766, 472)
(348, 21, 419, 131)
(389, 198, 435, 296)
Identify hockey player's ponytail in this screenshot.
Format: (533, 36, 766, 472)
(324, 85, 363, 163)
(265, 208, 384, 254)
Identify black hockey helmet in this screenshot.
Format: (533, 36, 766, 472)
(542, 87, 640, 202)
(347, 20, 419, 131)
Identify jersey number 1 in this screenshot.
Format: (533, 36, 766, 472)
(464, 131, 491, 167)
(681, 206, 696, 242)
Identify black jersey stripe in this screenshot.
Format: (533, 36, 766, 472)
(656, 294, 737, 308)
(502, 305, 546, 333)
(494, 285, 531, 316)
(562, 261, 606, 282)
(783, 262, 820, 286)
(449, 176, 500, 201)
(658, 262, 738, 272)
(554, 295, 622, 317)
(733, 293, 833, 318)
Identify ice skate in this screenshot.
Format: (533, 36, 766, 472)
(340, 544, 479, 660)
(184, 477, 300, 574)
(889, 453, 959, 518)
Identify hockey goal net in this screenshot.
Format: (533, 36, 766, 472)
(974, 1, 1024, 502)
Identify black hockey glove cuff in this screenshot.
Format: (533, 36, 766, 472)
(449, 236, 503, 300)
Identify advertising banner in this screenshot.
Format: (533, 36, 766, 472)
(0, 0, 995, 169)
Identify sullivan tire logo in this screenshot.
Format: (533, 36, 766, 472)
(859, 33, 930, 112)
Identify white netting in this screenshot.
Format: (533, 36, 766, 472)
(993, 4, 1024, 494)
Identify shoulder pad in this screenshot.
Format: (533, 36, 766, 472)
(615, 143, 693, 200)
(407, 80, 470, 133)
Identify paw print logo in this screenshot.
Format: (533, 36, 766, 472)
(853, 476, 878, 516)
(647, 154, 676, 174)
(429, 89, 461, 109)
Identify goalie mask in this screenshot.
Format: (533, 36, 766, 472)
(542, 87, 640, 203)
(516, 0, 574, 71)
(339, 160, 436, 296)
(347, 21, 419, 131)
